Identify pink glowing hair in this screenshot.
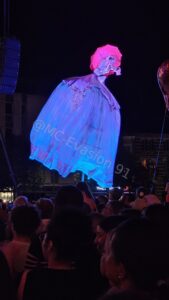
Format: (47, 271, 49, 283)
(90, 44, 122, 71)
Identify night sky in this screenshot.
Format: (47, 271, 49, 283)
(1, 0, 169, 135)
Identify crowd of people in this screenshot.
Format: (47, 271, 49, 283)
(0, 182, 169, 300)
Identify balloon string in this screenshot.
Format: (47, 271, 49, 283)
(152, 107, 168, 183)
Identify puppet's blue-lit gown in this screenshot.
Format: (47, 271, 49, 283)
(30, 73, 121, 188)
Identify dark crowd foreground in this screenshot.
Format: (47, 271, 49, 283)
(0, 183, 169, 300)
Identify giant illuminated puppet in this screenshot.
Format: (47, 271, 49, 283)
(30, 44, 122, 188)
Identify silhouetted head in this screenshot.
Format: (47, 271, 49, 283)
(54, 185, 84, 210)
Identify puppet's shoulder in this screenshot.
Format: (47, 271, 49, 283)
(63, 74, 96, 92)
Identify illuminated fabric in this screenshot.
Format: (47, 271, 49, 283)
(30, 73, 121, 188)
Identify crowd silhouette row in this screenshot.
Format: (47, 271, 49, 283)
(0, 182, 169, 300)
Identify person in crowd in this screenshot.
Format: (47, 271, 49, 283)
(130, 186, 148, 211)
(100, 289, 156, 300)
(95, 215, 127, 254)
(0, 205, 41, 285)
(120, 208, 141, 219)
(13, 195, 30, 208)
(100, 218, 169, 299)
(35, 197, 54, 234)
(102, 200, 125, 217)
(76, 181, 97, 212)
(25, 185, 85, 271)
(6, 195, 31, 240)
(54, 184, 84, 210)
(109, 188, 124, 202)
(25, 197, 54, 270)
(0, 250, 16, 300)
(144, 193, 160, 206)
(130, 186, 161, 211)
(165, 180, 169, 202)
(142, 203, 169, 228)
(0, 199, 8, 224)
(95, 194, 108, 213)
(0, 219, 6, 245)
(18, 207, 107, 300)
(90, 212, 105, 239)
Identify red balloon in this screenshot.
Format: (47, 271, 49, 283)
(157, 60, 169, 110)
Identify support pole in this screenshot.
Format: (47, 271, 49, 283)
(0, 129, 17, 194)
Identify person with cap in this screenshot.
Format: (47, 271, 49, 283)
(30, 44, 122, 188)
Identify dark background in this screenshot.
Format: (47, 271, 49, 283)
(1, 0, 169, 134)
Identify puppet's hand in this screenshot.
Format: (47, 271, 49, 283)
(114, 66, 121, 76)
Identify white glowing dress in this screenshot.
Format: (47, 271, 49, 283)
(30, 73, 121, 188)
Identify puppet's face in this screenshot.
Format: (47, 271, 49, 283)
(94, 56, 121, 77)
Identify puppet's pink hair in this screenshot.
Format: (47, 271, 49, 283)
(90, 44, 122, 71)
